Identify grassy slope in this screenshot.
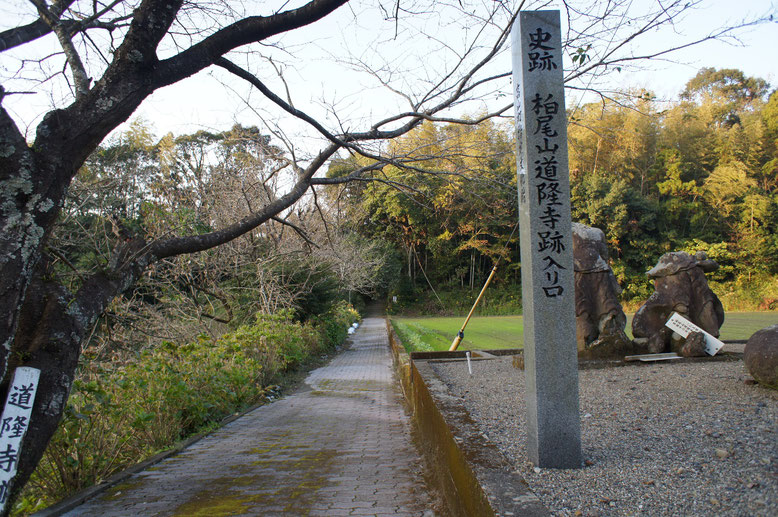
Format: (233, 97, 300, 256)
(392, 312, 777, 352)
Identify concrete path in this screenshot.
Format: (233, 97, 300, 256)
(61, 316, 436, 516)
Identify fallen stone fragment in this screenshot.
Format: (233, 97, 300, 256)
(680, 331, 707, 357)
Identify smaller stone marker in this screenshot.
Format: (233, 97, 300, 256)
(512, 10, 582, 468)
(665, 312, 725, 355)
(0, 367, 40, 512)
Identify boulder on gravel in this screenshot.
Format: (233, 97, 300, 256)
(744, 324, 778, 389)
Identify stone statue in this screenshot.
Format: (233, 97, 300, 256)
(632, 251, 725, 356)
(572, 223, 633, 357)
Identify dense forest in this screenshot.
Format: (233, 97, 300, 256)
(330, 68, 778, 311)
(53, 67, 777, 334)
(58, 68, 778, 325)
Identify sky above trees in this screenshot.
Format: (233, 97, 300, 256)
(617, 0, 776, 98)
(1, 0, 775, 140)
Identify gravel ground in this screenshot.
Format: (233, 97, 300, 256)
(430, 355, 777, 516)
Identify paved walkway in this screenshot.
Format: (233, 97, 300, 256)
(62, 316, 436, 516)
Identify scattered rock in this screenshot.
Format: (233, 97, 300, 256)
(744, 324, 778, 389)
(680, 331, 707, 357)
(715, 448, 730, 459)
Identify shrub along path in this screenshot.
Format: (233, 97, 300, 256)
(58, 313, 437, 516)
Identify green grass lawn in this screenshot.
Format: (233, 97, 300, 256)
(717, 312, 778, 340)
(391, 315, 523, 352)
(391, 312, 777, 352)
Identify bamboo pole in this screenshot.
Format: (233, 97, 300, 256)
(449, 264, 498, 351)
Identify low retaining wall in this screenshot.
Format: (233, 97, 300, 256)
(386, 319, 548, 517)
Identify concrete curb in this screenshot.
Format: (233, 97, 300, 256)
(386, 319, 549, 517)
(386, 319, 413, 399)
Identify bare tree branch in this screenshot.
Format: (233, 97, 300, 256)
(271, 215, 319, 249)
(0, 0, 76, 51)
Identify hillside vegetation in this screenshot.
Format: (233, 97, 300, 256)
(332, 69, 778, 312)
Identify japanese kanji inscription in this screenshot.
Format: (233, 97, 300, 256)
(512, 10, 582, 469)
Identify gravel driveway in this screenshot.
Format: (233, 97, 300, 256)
(430, 356, 777, 516)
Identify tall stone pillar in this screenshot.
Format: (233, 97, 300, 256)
(512, 10, 582, 469)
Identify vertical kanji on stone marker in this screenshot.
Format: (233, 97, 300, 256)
(7, 384, 34, 410)
(512, 10, 582, 469)
(0, 444, 18, 473)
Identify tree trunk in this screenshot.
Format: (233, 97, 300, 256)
(0, 239, 148, 511)
(470, 250, 475, 291)
(5, 272, 84, 507)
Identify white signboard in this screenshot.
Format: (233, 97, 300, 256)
(665, 312, 725, 356)
(0, 367, 40, 511)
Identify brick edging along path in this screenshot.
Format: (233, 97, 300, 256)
(53, 316, 437, 517)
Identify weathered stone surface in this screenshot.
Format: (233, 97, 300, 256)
(744, 324, 778, 389)
(678, 331, 707, 357)
(645, 251, 697, 278)
(632, 251, 725, 354)
(572, 223, 632, 358)
(513, 10, 581, 469)
(572, 224, 611, 273)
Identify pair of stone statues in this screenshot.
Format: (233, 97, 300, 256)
(572, 223, 724, 358)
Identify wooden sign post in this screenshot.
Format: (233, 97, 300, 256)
(512, 10, 582, 468)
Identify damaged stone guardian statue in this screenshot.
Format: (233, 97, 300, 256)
(572, 223, 633, 358)
(632, 251, 725, 356)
